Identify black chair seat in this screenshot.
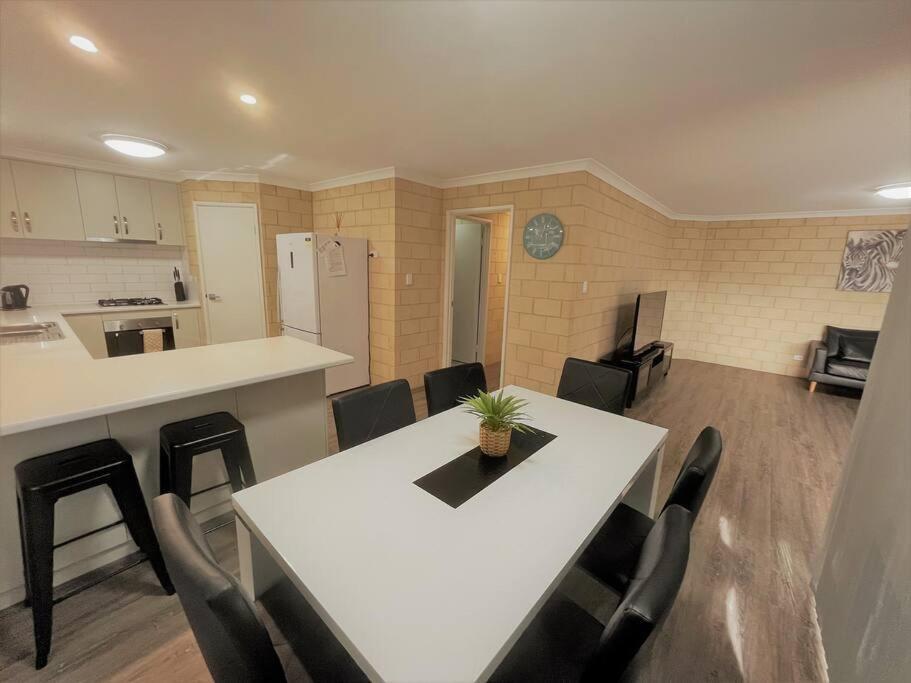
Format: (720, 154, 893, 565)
(16, 440, 133, 493)
(579, 427, 722, 592)
(423, 363, 487, 416)
(332, 379, 416, 451)
(490, 592, 603, 683)
(495, 505, 692, 682)
(577, 503, 653, 593)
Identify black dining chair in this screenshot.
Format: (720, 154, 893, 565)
(556, 357, 633, 415)
(151, 494, 366, 683)
(423, 363, 488, 416)
(151, 493, 286, 683)
(492, 504, 692, 682)
(331, 379, 416, 451)
(578, 426, 722, 593)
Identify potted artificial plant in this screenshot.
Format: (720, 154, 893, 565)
(460, 390, 532, 457)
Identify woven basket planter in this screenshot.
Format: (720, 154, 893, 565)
(479, 425, 512, 457)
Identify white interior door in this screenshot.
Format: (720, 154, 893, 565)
(197, 204, 267, 344)
(451, 219, 485, 364)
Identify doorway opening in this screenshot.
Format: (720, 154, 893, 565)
(443, 206, 514, 390)
(194, 202, 267, 344)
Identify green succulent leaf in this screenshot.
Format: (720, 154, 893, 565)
(459, 390, 533, 433)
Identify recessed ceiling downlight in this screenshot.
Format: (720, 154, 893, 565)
(101, 135, 167, 158)
(240, 94, 257, 105)
(69, 35, 98, 53)
(875, 183, 911, 200)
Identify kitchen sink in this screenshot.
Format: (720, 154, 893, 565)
(0, 322, 65, 345)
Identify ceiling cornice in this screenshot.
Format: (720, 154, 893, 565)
(4, 147, 908, 220)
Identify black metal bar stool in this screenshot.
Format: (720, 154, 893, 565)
(15, 439, 174, 669)
(159, 411, 257, 514)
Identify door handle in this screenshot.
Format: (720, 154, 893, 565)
(9, 211, 18, 232)
(113, 214, 120, 235)
(207, 293, 222, 301)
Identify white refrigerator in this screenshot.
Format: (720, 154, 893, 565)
(277, 233, 370, 395)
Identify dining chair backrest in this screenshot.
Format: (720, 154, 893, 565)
(423, 363, 488, 416)
(556, 357, 632, 415)
(332, 379, 417, 451)
(663, 426, 723, 519)
(151, 493, 286, 683)
(584, 504, 692, 681)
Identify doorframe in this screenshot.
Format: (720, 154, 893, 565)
(193, 202, 267, 345)
(442, 205, 515, 389)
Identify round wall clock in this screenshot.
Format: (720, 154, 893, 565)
(523, 213, 565, 260)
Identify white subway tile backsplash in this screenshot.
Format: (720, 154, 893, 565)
(0, 238, 188, 305)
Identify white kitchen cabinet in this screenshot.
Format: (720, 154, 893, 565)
(0, 159, 21, 239)
(76, 170, 121, 240)
(150, 180, 185, 245)
(172, 308, 201, 348)
(9, 160, 86, 241)
(114, 175, 156, 241)
(63, 314, 108, 359)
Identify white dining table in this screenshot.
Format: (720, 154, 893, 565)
(232, 385, 667, 683)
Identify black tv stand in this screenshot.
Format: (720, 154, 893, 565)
(599, 341, 673, 408)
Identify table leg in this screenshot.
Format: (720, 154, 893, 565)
(235, 517, 283, 600)
(620, 443, 664, 519)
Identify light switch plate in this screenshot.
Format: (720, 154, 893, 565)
(405, 273, 413, 286)
(581, 280, 589, 294)
(792, 354, 804, 361)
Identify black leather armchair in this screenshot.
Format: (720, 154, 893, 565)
(807, 325, 878, 392)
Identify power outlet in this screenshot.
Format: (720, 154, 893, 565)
(792, 354, 804, 361)
(405, 273, 413, 286)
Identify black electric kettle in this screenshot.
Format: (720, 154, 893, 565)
(1, 284, 30, 310)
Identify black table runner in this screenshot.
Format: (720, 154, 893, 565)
(413, 428, 557, 508)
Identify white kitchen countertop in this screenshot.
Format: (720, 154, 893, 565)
(57, 301, 203, 315)
(0, 306, 352, 436)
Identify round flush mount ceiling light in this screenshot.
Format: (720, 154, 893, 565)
(875, 183, 911, 200)
(69, 35, 98, 53)
(239, 94, 257, 105)
(101, 134, 167, 158)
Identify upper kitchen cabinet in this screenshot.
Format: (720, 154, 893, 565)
(76, 170, 121, 240)
(0, 159, 20, 238)
(150, 180, 185, 245)
(113, 175, 156, 241)
(8, 160, 86, 241)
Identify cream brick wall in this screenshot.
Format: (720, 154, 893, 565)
(675, 215, 908, 376)
(483, 211, 510, 370)
(179, 180, 311, 341)
(394, 179, 445, 388)
(179, 173, 906, 392)
(312, 179, 397, 383)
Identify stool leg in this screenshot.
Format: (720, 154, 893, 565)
(159, 445, 171, 495)
(20, 493, 55, 669)
(108, 470, 175, 595)
(170, 448, 194, 507)
(221, 445, 246, 494)
(16, 496, 32, 608)
(226, 432, 257, 489)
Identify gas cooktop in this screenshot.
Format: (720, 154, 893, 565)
(98, 297, 166, 307)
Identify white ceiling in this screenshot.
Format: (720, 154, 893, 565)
(1, 0, 910, 217)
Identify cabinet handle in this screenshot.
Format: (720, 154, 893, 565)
(9, 211, 18, 232)
(158, 222, 163, 241)
(122, 216, 129, 235)
(23, 212, 32, 232)
(173, 313, 180, 330)
(113, 214, 120, 235)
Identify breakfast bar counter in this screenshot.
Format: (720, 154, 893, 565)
(0, 306, 353, 610)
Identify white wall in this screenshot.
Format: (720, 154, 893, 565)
(814, 254, 910, 682)
(0, 238, 189, 305)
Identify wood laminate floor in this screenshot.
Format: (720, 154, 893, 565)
(0, 360, 858, 682)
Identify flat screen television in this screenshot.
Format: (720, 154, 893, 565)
(630, 290, 667, 355)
